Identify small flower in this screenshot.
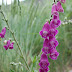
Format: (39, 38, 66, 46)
(39, 53, 50, 69)
(51, 3, 57, 15)
(9, 42, 14, 49)
(48, 38, 59, 49)
(48, 28, 58, 37)
(39, 21, 50, 38)
(39, 67, 49, 72)
(49, 49, 59, 60)
(56, 1, 64, 13)
(3, 40, 14, 50)
(0, 27, 6, 38)
(60, 0, 66, 3)
(50, 19, 61, 28)
(42, 39, 50, 54)
(53, 12, 59, 20)
(3, 40, 10, 50)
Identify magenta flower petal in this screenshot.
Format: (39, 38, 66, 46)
(39, 67, 49, 72)
(48, 38, 59, 49)
(57, 1, 64, 13)
(7, 40, 10, 47)
(48, 28, 58, 36)
(51, 3, 57, 15)
(42, 39, 50, 54)
(39, 21, 50, 38)
(3, 40, 10, 50)
(53, 12, 59, 20)
(0, 27, 6, 38)
(4, 45, 8, 50)
(49, 49, 59, 60)
(9, 42, 14, 49)
(42, 47, 51, 54)
(50, 19, 61, 28)
(43, 39, 49, 47)
(42, 39, 51, 54)
(39, 53, 50, 69)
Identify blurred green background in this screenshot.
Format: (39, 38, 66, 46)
(0, 0, 72, 72)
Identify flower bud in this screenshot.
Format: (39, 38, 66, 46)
(3, 40, 7, 44)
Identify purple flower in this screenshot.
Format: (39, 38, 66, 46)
(4, 40, 10, 50)
(57, 1, 64, 13)
(0, 27, 6, 38)
(48, 28, 58, 37)
(39, 67, 49, 72)
(60, 0, 66, 3)
(50, 19, 61, 28)
(39, 53, 50, 69)
(3, 40, 14, 50)
(9, 42, 14, 49)
(53, 12, 59, 20)
(51, 3, 57, 15)
(48, 38, 59, 49)
(49, 49, 59, 60)
(42, 39, 51, 54)
(39, 21, 50, 38)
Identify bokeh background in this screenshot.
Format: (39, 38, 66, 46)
(0, 0, 72, 72)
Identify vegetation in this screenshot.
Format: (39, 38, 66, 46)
(0, 0, 72, 72)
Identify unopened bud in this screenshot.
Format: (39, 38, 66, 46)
(64, 17, 67, 20)
(3, 40, 7, 44)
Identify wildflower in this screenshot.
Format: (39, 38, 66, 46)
(39, 21, 50, 38)
(39, 67, 49, 72)
(9, 42, 14, 49)
(51, 3, 57, 15)
(48, 28, 58, 37)
(48, 38, 59, 49)
(53, 12, 59, 20)
(3, 40, 14, 50)
(50, 19, 61, 28)
(42, 39, 50, 54)
(39, 0, 66, 71)
(4, 40, 10, 50)
(0, 27, 6, 38)
(56, 1, 64, 13)
(39, 53, 50, 69)
(49, 49, 59, 60)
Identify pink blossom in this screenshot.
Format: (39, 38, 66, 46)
(3, 40, 14, 50)
(4, 40, 10, 50)
(51, 3, 57, 15)
(39, 21, 50, 38)
(0, 27, 6, 38)
(39, 53, 50, 69)
(57, 1, 64, 13)
(49, 49, 59, 60)
(9, 42, 14, 49)
(42, 39, 51, 54)
(50, 19, 61, 28)
(48, 38, 59, 49)
(39, 67, 49, 72)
